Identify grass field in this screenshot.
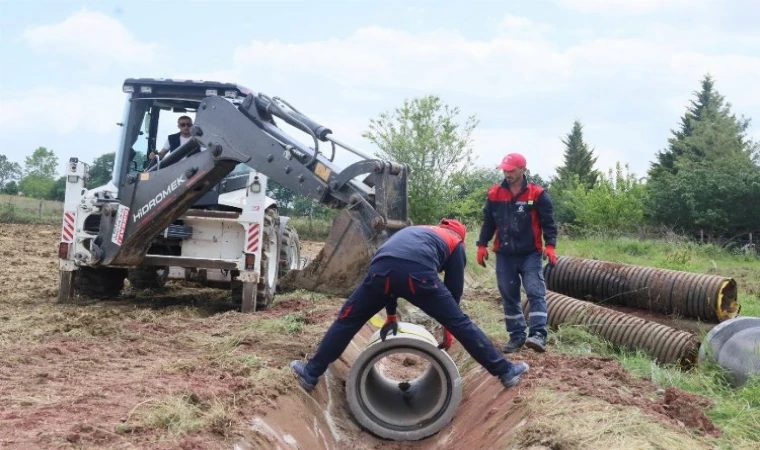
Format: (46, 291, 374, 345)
(0, 194, 64, 225)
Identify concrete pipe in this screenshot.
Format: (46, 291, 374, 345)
(345, 322, 463, 441)
(698, 317, 760, 387)
(544, 255, 740, 322)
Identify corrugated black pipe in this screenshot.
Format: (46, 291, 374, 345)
(523, 291, 700, 367)
(544, 256, 739, 323)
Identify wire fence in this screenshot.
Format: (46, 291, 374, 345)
(0, 194, 64, 225)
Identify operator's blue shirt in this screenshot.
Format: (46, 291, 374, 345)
(370, 226, 466, 309)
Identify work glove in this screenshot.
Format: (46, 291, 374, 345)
(543, 245, 557, 267)
(476, 246, 489, 267)
(380, 315, 398, 341)
(437, 328, 454, 350)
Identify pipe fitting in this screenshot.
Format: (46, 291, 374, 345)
(346, 322, 463, 441)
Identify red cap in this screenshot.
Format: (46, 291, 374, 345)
(439, 218, 467, 240)
(497, 153, 527, 171)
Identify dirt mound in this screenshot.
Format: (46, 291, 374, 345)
(513, 351, 720, 438)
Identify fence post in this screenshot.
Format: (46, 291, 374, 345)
(39, 200, 43, 218)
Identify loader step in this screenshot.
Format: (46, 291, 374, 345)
(142, 255, 239, 270)
(182, 209, 241, 220)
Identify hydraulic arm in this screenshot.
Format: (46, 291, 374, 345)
(89, 91, 411, 295)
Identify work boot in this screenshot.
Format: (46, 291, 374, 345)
(290, 360, 318, 391)
(525, 334, 547, 353)
(500, 361, 530, 388)
(501, 338, 525, 354)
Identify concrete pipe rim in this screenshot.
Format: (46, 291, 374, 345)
(358, 347, 449, 426)
(346, 335, 463, 441)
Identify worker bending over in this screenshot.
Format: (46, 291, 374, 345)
(291, 219, 529, 391)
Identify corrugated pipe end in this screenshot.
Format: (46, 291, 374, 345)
(716, 278, 740, 322)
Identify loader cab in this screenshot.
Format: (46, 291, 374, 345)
(112, 78, 251, 192)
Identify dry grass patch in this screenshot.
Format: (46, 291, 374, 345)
(512, 388, 716, 450)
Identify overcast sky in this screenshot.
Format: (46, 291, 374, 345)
(1, 0, 759, 181)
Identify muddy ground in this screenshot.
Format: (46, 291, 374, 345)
(0, 223, 726, 449)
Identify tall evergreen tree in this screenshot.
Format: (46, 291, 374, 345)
(646, 74, 760, 238)
(553, 120, 600, 191)
(650, 74, 755, 178)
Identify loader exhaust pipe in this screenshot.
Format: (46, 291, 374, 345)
(346, 322, 463, 441)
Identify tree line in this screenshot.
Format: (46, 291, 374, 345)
(0, 150, 114, 200)
(3, 73, 756, 246)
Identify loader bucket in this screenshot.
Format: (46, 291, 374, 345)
(278, 209, 390, 297)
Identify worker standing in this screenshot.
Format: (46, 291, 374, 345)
(291, 219, 529, 391)
(476, 153, 558, 353)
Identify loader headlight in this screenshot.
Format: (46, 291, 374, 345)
(251, 178, 261, 193)
(67, 175, 79, 183)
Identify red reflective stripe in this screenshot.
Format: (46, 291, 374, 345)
(487, 184, 511, 202)
(339, 304, 353, 320)
(532, 208, 542, 252)
(384, 277, 390, 294)
(421, 225, 462, 254)
(527, 184, 544, 252)
(408, 276, 415, 294)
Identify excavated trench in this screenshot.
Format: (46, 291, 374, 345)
(237, 322, 529, 450)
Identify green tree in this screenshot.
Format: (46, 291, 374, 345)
(650, 74, 755, 178)
(2, 180, 19, 195)
(646, 75, 760, 236)
(553, 120, 600, 190)
(528, 171, 550, 189)
(0, 155, 22, 189)
(363, 95, 479, 224)
(18, 175, 55, 199)
(447, 166, 502, 222)
(549, 120, 600, 226)
(24, 147, 59, 179)
(567, 163, 647, 234)
(48, 176, 67, 201)
(646, 153, 760, 239)
(87, 152, 115, 188)
(266, 180, 297, 215)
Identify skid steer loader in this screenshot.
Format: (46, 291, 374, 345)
(57, 78, 410, 311)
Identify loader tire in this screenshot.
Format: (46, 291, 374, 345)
(127, 265, 169, 290)
(256, 208, 280, 310)
(74, 267, 128, 299)
(279, 225, 301, 279)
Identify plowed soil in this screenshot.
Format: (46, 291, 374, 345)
(0, 223, 722, 449)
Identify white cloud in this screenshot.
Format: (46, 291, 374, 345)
(7, 11, 760, 185)
(173, 17, 758, 181)
(498, 15, 553, 38)
(226, 22, 760, 108)
(21, 8, 158, 66)
(231, 26, 571, 99)
(556, 0, 714, 15)
(0, 85, 124, 135)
